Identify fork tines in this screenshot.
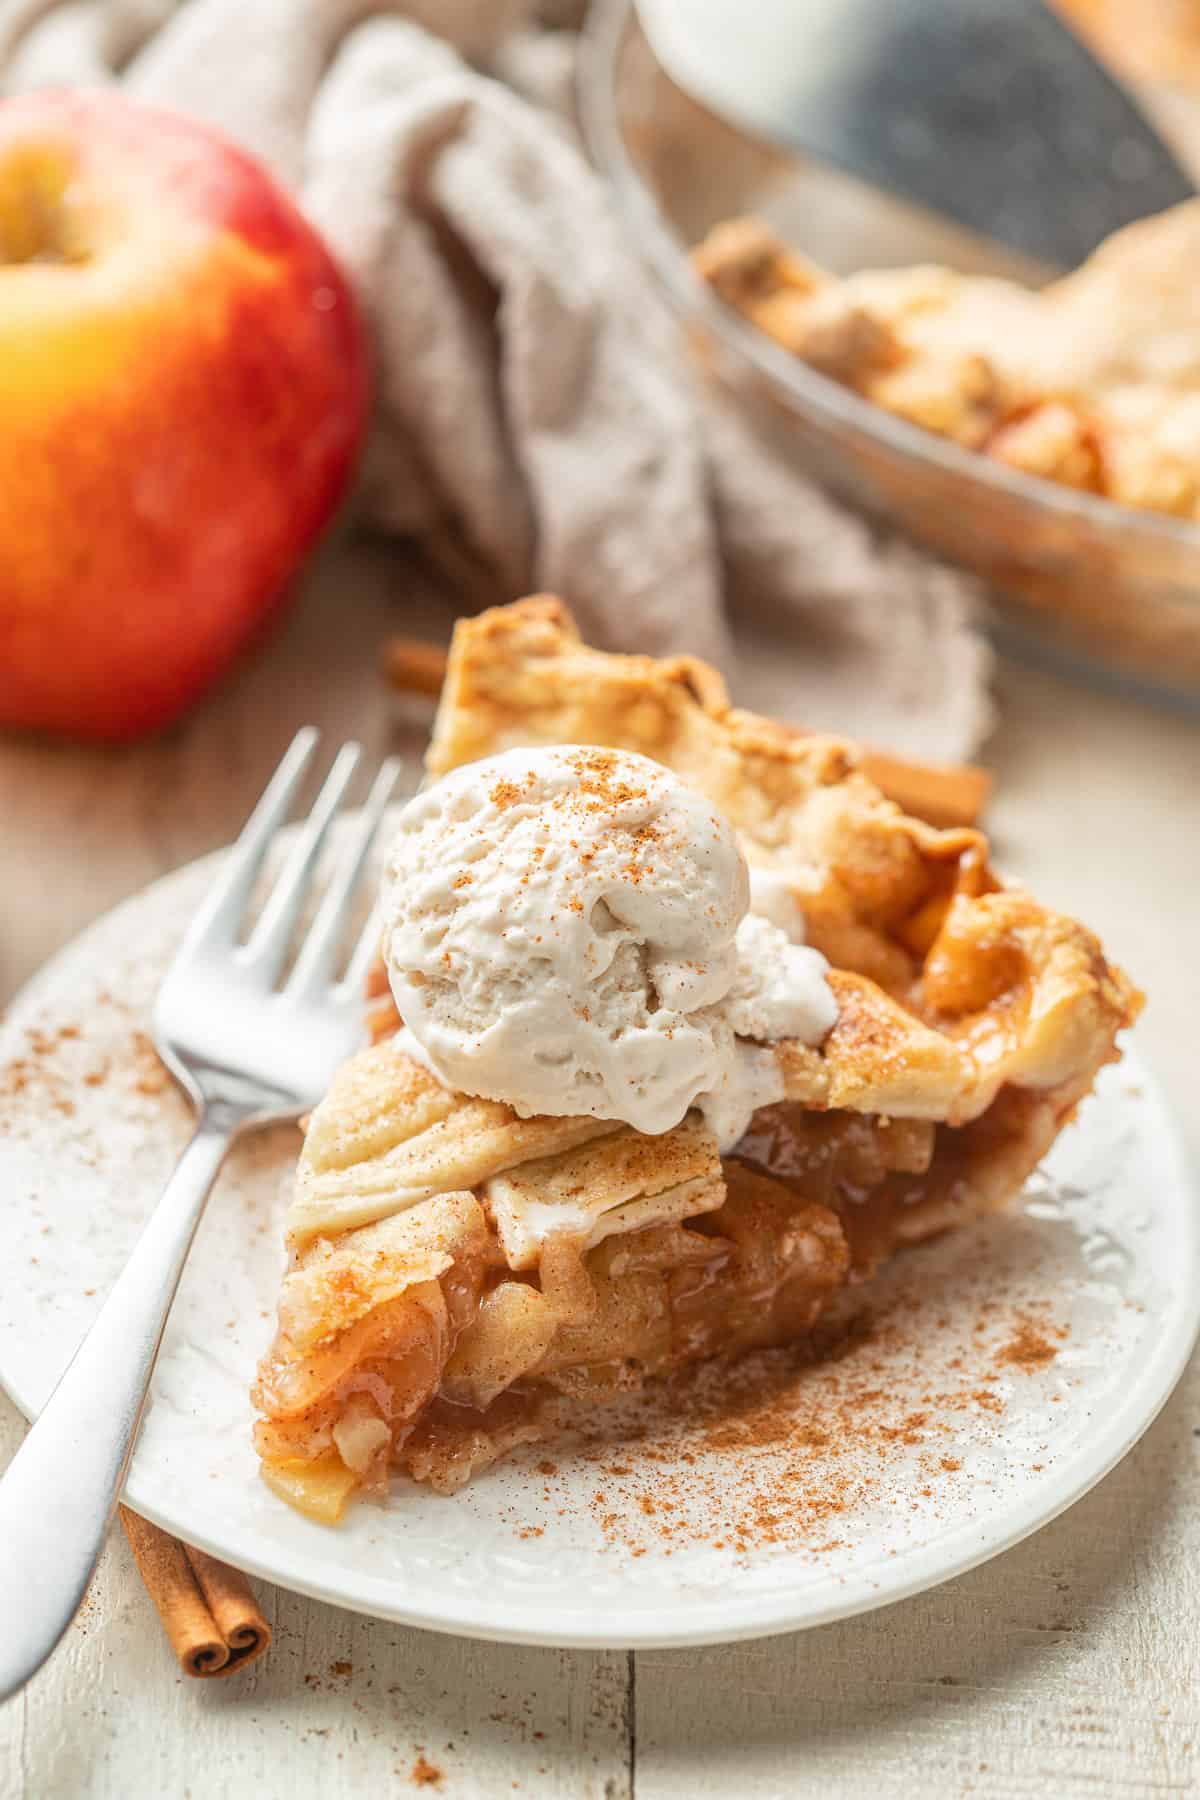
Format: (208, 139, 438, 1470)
(180, 729, 404, 1000)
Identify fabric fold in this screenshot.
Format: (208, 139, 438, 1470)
(0, 0, 992, 756)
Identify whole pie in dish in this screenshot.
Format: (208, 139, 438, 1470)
(694, 201, 1200, 522)
(253, 598, 1140, 1522)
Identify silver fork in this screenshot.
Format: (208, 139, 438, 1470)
(0, 729, 403, 1702)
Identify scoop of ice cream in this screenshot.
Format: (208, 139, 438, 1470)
(382, 746, 835, 1143)
(747, 867, 808, 943)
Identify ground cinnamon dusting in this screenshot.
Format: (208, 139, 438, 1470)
(996, 1315, 1060, 1370)
(131, 1031, 169, 1094)
(489, 778, 526, 810)
(503, 1245, 1076, 1563)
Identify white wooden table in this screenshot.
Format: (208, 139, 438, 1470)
(2, 540, 1198, 1800)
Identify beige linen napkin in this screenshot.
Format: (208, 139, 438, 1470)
(0, 0, 992, 758)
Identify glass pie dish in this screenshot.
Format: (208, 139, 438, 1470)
(578, 0, 1200, 706)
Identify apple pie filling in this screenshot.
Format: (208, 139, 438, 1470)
(252, 1034, 1086, 1521)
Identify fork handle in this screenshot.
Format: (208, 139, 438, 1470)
(0, 1107, 243, 1701)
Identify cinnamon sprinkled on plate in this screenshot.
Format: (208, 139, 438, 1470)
(997, 1316, 1061, 1369)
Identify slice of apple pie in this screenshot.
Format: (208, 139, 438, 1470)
(253, 598, 1139, 1522)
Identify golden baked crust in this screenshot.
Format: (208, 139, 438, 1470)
(254, 599, 1139, 1520)
(428, 598, 1138, 1122)
(694, 204, 1200, 520)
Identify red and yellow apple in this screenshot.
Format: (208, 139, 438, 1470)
(0, 89, 370, 741)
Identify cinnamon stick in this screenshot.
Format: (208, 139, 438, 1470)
(381, 635, 991, 828)
(383, 637, 453, 700)
(119, 1507, 271, 1678)
(856, 750, 991, 831)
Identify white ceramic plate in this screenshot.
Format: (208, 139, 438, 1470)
(0, 848, 1196, 1650)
